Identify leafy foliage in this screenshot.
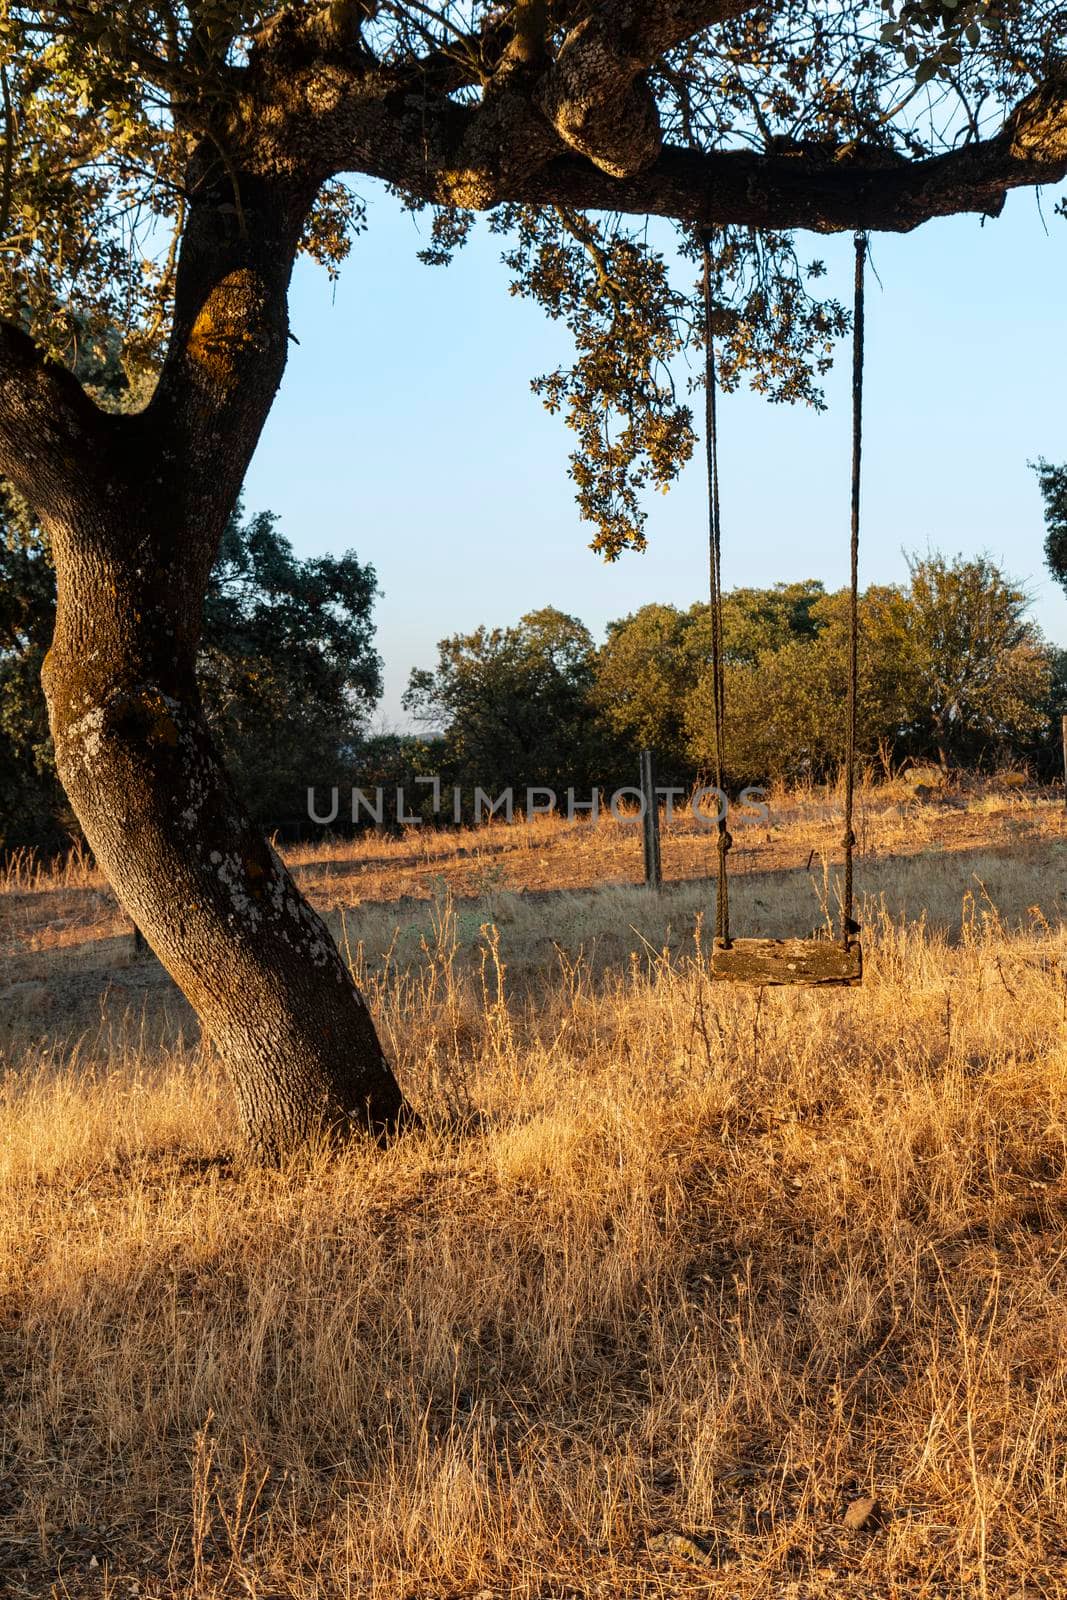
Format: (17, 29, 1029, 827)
(0, 492, 383, 846)
(594, 601, 707, 778)
(495, 207, 695, 557)
(610, 559, 1058, 782)
(1034, 458, 1067, 598)
(719, 580, 826, 663)
(404, 606, 617, 798)
(3, 1, 1063, 550)
(0, 487, 69, 847)
(402, 561, 1061, 803)
(901, 552, 1052, 767)
(686, 584, 911, 778)
(0, 2, 363, 370)
(200, 504, 383, 822)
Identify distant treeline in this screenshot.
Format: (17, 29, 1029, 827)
(400, 555, 1066, 817)
(3, 480, 1066, 853)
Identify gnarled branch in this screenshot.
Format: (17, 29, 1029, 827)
(535, 0, 761, 176)
(0, 319, 115, 520)
(295, 16, 1067, 230)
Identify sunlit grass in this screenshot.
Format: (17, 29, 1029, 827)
(0, 783, 1065, 1596)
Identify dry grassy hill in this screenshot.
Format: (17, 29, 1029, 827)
(0, 780, 1065, 1598)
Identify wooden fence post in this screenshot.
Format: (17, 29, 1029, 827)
(639, 749, 662, 889)
(1062, 714, 1067, 807)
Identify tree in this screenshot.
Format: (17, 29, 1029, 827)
(1, 2, 1065, 1155)
(1047, 649, 1067, 742)
(200, 506, 382, 828)
(682, 565, 1054, 781)
(0, 496, 383, 847)
(901, 553, 1052, 769)
(349, 730, 449, 827)
(1035, 459, 1067, 597)
(405, 607, 610, 800)
(684, 583, 919, 781)
(593, 603, 704, 779)
(719, 582, 826, 666)
(592, 585, 829, 779)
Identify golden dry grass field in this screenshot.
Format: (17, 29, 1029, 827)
(1, 779, 1065, 1599)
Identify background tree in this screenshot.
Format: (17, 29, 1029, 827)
(1035, 459, 1067, 598)
(900, 553, 1053, 769)
(1, 0, 1066, 1154)
(592, 602, 705, 781)
(1046, 648, 1067, 743)
(200, 506, 382, 829)
(0, 495, 383, 847)
(348, 731, 449, 827)
(719, 582, 826, 665)
(405, 607, 613, 802)
(593, 584, 826, 780)
(597, 566, 1055, 783)
(683, 584, 918, 781)
(0, 490, 71, 850)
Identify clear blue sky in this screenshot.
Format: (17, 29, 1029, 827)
(244, 181, 1067, 728)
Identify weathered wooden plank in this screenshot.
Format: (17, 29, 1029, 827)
(711, 937, 862, 987)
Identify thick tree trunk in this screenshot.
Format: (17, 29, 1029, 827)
(42, 512, 413, 1162)
(44, 656, 411, 1158)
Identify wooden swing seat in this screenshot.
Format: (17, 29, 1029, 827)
(711, 936, 862, 987)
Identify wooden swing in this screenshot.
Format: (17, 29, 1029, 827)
(700, 232, 867, 988)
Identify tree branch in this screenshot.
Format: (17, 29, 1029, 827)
(0, 319, 115, 520)
(309, 53, 1067, 234)
(520, 93, 1067, 232)
(141, 165, 312, 572)
(535, 0, 761, 176)
(628, 0, 764, 59)
(506, 144, 977, 232)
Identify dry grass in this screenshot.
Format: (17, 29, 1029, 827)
(1, 783, 1066, 1598)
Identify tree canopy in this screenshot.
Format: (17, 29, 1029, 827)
(620, 562, 1055, 780)
(2, 0, 1065, 554)
(404, 606, 613, 797)
(201, 503, 382, 822)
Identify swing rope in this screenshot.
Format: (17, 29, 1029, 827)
(699, 230, 866, 955)
(700, 232, 731, 946)
(842, 231, 866, 949)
